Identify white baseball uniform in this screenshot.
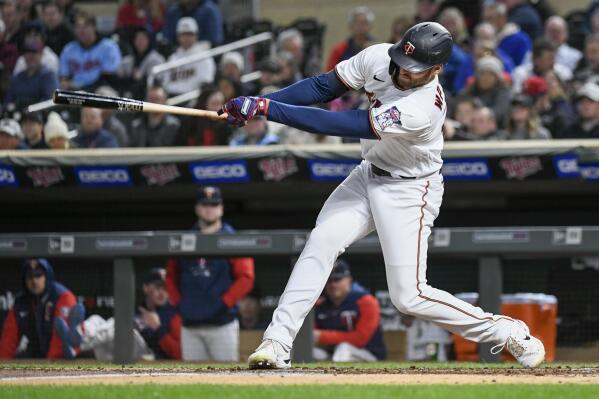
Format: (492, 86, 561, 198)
(263, 43, 517, 350)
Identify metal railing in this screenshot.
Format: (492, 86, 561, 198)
(148, 31, 274, 86)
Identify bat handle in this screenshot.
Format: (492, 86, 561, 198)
(141, 102, 227, 121)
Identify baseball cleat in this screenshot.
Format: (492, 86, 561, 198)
(491, 320, 545, 368)
(248, 339, 291, 369)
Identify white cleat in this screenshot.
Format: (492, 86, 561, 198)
(248, 339, 292, 370)
(491, 320, 545, 368)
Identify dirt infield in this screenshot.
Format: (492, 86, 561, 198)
(1, 367, 597, 385)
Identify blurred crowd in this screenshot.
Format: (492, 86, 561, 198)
(0, 0, 598, 151)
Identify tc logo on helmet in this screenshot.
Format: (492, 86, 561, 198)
(404, 41, 415, 55)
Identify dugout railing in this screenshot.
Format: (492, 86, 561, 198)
(1, 227, 598, 364)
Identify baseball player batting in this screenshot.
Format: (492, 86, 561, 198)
(219, 22, 545, 369)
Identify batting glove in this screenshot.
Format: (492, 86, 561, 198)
(218, 96, 269, 126)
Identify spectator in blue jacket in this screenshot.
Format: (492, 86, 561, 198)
(437, 8, 469, 94)
(4, 35, 58, 110)
(229, 117, 279, 146)
(502, 0, 542, 40)
(483, 2, 532, 67)
(162, 0, 223, 46)
(71, 107, 119, 148)
(59, 12, 121, 90)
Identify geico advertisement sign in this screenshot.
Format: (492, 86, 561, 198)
(189, 161, 249, 183)
(75, 167, 132, 186)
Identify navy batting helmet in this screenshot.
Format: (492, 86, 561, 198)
(388, 22, 453, 74)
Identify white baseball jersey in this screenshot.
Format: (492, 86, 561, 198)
(161, 41, 216, 95)
(335, 43, 446, 178)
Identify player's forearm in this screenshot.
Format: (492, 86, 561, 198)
(263, 71, 348, 105)
(266, 101, 376, 139)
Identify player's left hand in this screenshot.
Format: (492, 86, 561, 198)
(218, 96, 269, 126)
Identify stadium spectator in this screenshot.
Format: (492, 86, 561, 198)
(165, 186, 255, 361)
(129, 85, 180, 147)
(453, 37, 513, 94)
(59, 12, 122, 90)
(573, 34, 599, 84)
(414, 0, 440, 24)
(456, 106, 506, 141)
(177, 83, 232, 146)
(256, 59, 282, 95)
(219, 51, 254, 96)
(544, 16, 582, 73)
(4, 35, 58, 110)
(559, 81, 599, 139)
(162, 0, 223, 46)
(21, 111, 48, 149)
(326, 6, 375, 71)
(95, 86, 129, 147)
(0, 17, 18, 75)
(55, 0, 80, 26)
(41, 2, 74, 56)
(217, 75, 242, 102)
(276, 51, 302, 87)
(444, 96, 479, 140)
(461, 56, 511, 127)
(501, 0, 542, 40)
(117, 26, 165, 99)
(238, 290, 267, 330)
(506, 94, 551, 139)
(13, 29, 59, 75)
(56, 268, 182, 361)
(0, 117, 27, 149)
(277, 28, 320, 79)
(71, 107, 119, 148)
(483, 2, 532, 67)
(437, 8, 469, 94)
(229, 116, 279, 146)
(591, 8, 599, 34)
(17, 0, 38, 23)
(161, 17, 216, 96)
(526, 73, 576, 138)
(0, 259, 77, 359)
(313, 259, 386, 362)
(512, 38, 572, 93)
(117, 0, 166, 33)
(44, 111, 70, 149)
(387, 16, 411, 44)
(1, 1, 24, 46)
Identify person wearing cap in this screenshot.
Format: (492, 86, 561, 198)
(229, 116, 280, 147)
(44, 111, 71, 149)
(511, 37, 572, 94)
(165, 186, 255, 361)
(461, 55, 511, 128)
(161, 16, 216, 96)
(4, 34, 58, 111)
(506, 94, 551, 140)
(13, 30, 59, 76)
(58, 11, 122, 90)
(20, 111, 49, 149)
(313, 259, 386, 362)
(55, 267, 182, 360)
(219, 51, 255, 96)
(0, 259, 77, 359)
(162, 0, 223, 46)
(560, 81, 599, 139)
(0, 117, 28, 150)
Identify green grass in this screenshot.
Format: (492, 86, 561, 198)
(4, 384, 599, 399)
(1, 361, 598, 369)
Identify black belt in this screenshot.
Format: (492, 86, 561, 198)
(371, 164, 439, 180)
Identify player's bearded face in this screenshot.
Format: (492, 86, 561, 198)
(392, 64, 441, 90)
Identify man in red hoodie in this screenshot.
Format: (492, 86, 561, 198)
(0, 259, 77, 359)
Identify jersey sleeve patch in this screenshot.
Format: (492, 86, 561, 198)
(374, 106, 402, 130)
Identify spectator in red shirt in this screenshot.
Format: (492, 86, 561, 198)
(117, 0, 166, 33)
(326, 6, 375, 71)
(0, 259, 77, 359)
(313, 259, 386, 362)
(166, 186, 255, 361)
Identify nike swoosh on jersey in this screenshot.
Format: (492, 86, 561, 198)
(373, 75, 384, 82)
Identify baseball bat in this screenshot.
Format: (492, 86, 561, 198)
(52, 90, 226, 121)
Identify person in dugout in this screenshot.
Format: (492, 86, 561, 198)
(166, 186, 255, 361)
(0, 259, 77, 359)
(313, 259, 386, 362)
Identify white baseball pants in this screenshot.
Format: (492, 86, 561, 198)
(264, 161, 515, 349)
(313, 343, 378, 362)
(181, 319, 239, 361)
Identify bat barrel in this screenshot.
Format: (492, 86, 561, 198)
(52, 90, 144, 112)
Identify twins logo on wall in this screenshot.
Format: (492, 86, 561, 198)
(258, 156, 299, 182)
(499, 157, 543, 180)
(140, 163, 180, 186)
(26, 167, 65, 188)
